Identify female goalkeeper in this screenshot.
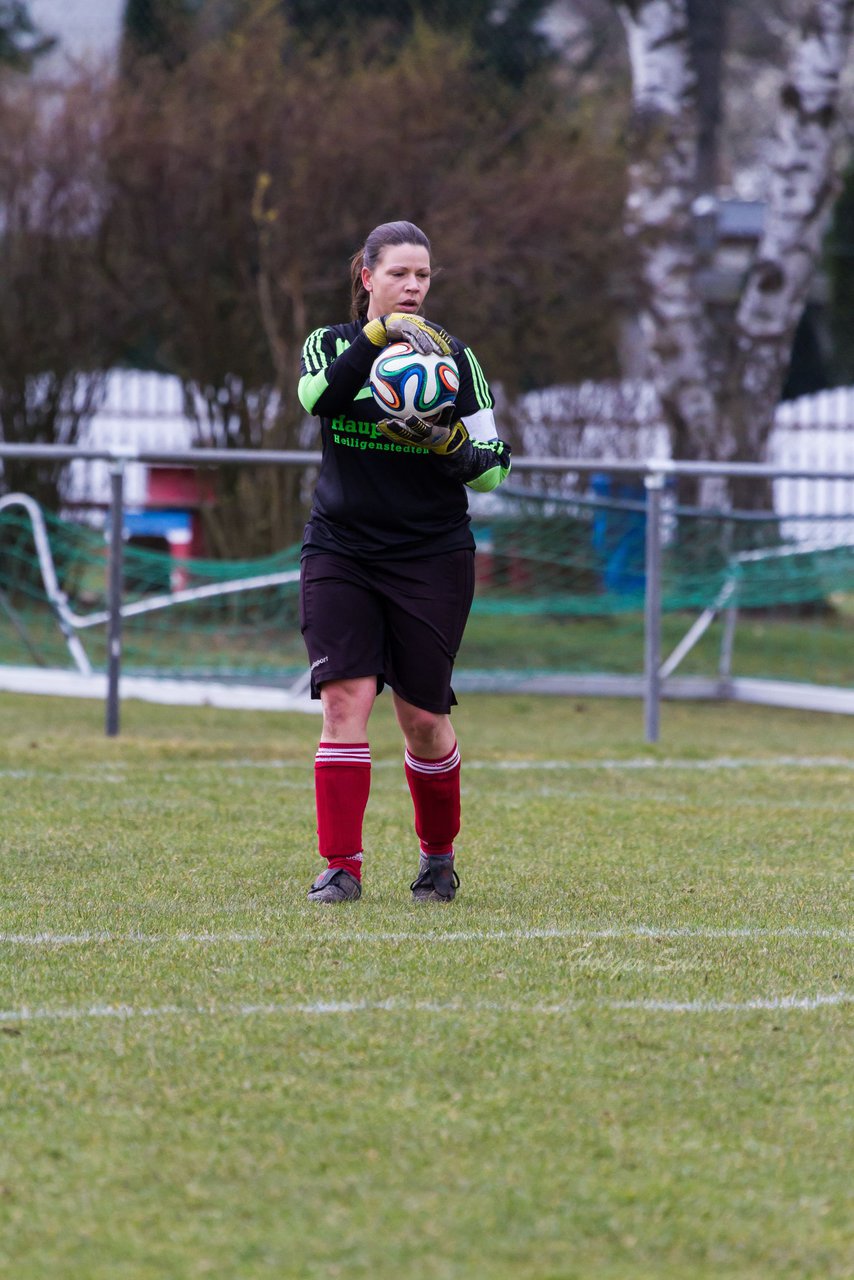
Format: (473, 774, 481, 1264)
(297, 219, 511, 904)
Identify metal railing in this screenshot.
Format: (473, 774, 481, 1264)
(2, 443, 853, 741)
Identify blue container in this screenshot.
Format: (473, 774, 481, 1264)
(591, 472, 647, 595)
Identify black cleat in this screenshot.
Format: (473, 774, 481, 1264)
(307, 867, 362, 903)
(410, 853, 459, 903)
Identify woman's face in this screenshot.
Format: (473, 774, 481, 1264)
(363, 243, 432, 320)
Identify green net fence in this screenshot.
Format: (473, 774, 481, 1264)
(1, 490, 852, 691)
(464, 487, 853, 690)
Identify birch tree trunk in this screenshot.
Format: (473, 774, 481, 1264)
(617, 0, 720, 503)
(616, 0, 854, 510)
(724, 0, 853, 507)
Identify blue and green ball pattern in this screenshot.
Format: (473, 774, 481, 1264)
(370, 342, 459, 421)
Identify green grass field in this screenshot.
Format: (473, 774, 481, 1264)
(1, 691, 852, 1279)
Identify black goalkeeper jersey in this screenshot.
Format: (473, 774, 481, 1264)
(298, 319, 497, 561)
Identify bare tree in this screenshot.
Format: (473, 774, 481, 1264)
(0, 0, 55, 71)
(0, 76, 122, 508)
(101, 13, 627, 555)
(616, 0, 853, 507)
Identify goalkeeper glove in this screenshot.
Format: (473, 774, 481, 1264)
(377, 411, 511, 492)
(439, 436, 512, 492)
(377, 410, 469, 454)
(362, 312, 453, 356)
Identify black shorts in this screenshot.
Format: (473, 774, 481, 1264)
(299, 549, 475, 713)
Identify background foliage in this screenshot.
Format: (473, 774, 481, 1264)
(1, 1, 853, 550)
(2, 3, 630, 551)
(0, 0, 54, 70)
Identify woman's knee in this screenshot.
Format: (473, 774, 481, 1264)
(396, 702, 452, 755)
(320, 677, 375, 738)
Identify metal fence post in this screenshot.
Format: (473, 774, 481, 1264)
(719, 599, 738, 680)
(643, 471, 665, 744)
(106, 460, 126, 737)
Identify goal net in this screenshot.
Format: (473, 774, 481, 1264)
(462, 484, 853, 708)
(1, 487, 852, 711)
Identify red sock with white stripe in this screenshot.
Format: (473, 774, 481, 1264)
(314, 742, 370, 881)
(404, 741, 461, 857)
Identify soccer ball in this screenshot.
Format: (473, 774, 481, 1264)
(369, 342, 459, 421)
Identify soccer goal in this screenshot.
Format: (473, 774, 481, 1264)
(462, 472, 854, 725)
(1, 449, 852, 737)
(0, 491, 317, 713)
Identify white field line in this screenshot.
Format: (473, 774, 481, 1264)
(3, 755, 852, 784)
(17, 756, 854, 778)
(227, 756, 854, 772)
(0, 991, 851, 1025)
(2, 924, 852, 946)
(465, 756, 854, 771)
(503, 789, 854, 810)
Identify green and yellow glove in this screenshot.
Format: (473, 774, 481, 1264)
(377, 411, 469, 454)
(363, 312, 453, 356)
(455, 437, 512, 492)
(377, 410, 512, 492)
